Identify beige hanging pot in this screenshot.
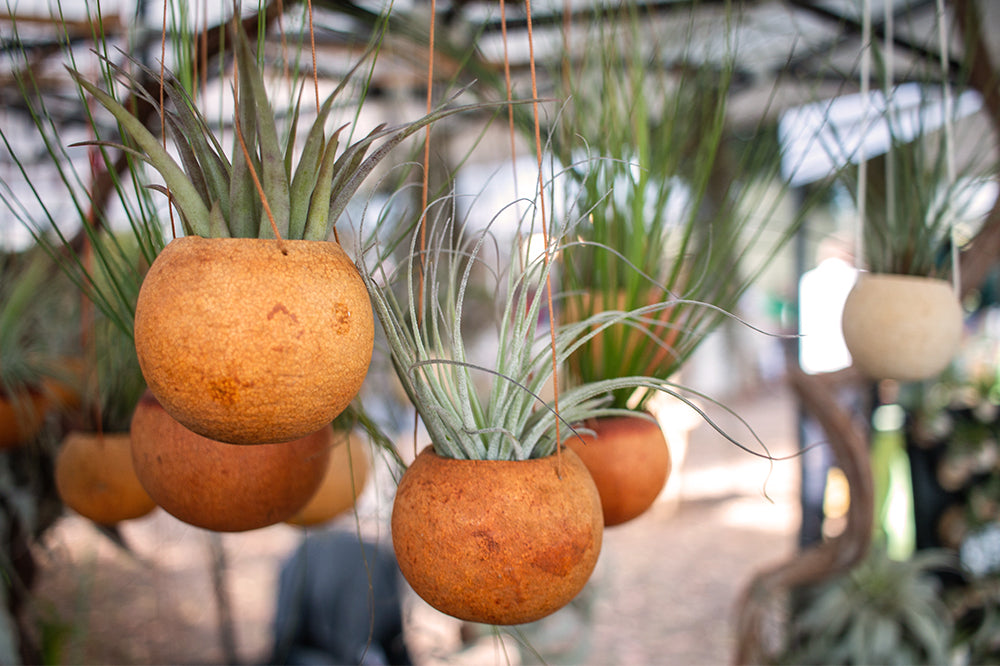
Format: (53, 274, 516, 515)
(841, 273, 963, 382)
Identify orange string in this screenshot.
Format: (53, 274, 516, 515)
(524, 0, 562, 472)
(414, 0, 437, 459)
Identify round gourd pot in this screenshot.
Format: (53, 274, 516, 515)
(391, 447, 603, 625)
(134, 236, 374, 445)
(130, 393, 332, 532)
(841, 273, 963, 381)
(286, 430, 370, 527)
(55, 431, 157, 525)
(0, 390, 48, 449)
(565, 414, 671, 526)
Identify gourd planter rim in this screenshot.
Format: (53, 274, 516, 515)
(841, 272, 963, 382)
(391, 446, 603, 626)
(134, 235, 374, 445)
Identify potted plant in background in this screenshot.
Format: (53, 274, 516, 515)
(553, 11, 809, 526)
(0, 253, 67, 449)
(839, 39, 979, 382)
(53, 243, 157, 526)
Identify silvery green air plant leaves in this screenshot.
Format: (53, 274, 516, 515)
(362, 199, 778, 462)
(66, 21, 473, 241)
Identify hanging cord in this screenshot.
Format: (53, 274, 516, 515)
(524, 0, 563, 473)
(936, 0, 961, 293)
(414, 0, 437, 459)
(884, 1, 895, 267)
(160, 0, 177, 239)
(855, 0, 872, 270)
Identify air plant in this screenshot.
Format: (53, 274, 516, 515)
(554, 10, 807, 412)
(361, 183, 770, 461)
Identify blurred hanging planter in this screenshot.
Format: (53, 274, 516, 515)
(129, 391, 332, 532)
(68, 17, 474, 445)
(0, 252, 76, 449)
(55, 260, 157, 525)
(285, 410, 371, 527)
(840, 36, 969, 382)
(555, 13, 807, 526)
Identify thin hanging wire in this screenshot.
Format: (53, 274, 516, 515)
(936, 0, 961, 293)
(855, 0, 871, 270)
(413, 0, 438, 459)
(884, 0, 895, 269)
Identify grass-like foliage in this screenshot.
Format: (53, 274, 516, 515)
(552, 8, 808, 411)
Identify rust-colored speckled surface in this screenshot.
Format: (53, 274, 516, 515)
(129, 393, 331, 532)
(567, 414, 671, 527)
(133, 236, 374, 445)
(391, 447, 603, 626)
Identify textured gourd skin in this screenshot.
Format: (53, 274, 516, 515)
(134, 236, 374, 445)
(842, 273, 962, 382)
(566, 414, 671, 526)
(391, 447, 603, 625)
(130, 393, 332, 532)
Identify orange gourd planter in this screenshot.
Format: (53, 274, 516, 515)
(391, 447, 603, 625)
(566, 414, 671, 526)
(134, 236, 373, 445)
(130, 393, 332, 532)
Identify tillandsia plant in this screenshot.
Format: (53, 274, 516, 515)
(366, 185, 779, 625)
(555, 10, 806, 413)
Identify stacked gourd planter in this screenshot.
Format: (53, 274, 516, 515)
(66, 20, 469, 531)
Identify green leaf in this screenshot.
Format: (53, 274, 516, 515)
(233, 24, 289, 239)
(68, 68, 211, 235)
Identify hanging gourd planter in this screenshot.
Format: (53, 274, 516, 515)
(391, 447, 603, 626)
(69, 19, 472, 445)
(134, 236, 373, 444)
(0, 390, 48, 450)
(55, 432, 157, 525)
(285, 429, 370, 527)
(566, 414, 671, 526)
(129, 393, 332, 532)
(841, 273, 963, 382)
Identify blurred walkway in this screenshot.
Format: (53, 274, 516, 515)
(29, 381, 801, 665)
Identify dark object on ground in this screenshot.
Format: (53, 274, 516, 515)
(270, 528, 411, 665)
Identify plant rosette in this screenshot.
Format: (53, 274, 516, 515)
(841, 272, 963, 382)
(129, 392, 331, 532)
(391, 446, 603, 625)
(565, 413, 671, 526)
(55, 431, 157, 525)
(285, 428, 370, 527)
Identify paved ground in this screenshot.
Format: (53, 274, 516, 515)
(25, 382, 802, 665)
